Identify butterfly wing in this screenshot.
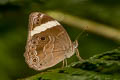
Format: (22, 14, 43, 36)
(24, 12, 76, 71)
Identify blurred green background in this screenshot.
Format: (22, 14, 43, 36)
(0, 0, 120, 80)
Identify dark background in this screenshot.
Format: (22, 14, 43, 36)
(0, 0, 120, 80)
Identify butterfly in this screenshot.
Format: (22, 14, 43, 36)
(24, 12, 82, 71)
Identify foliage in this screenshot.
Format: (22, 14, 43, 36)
(19, 48, 120, 80)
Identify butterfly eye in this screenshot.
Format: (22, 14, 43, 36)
(41, 37, 45, 40)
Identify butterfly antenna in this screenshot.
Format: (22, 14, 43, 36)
(74, 27, 87, 61)
(75, 29, 86, 41)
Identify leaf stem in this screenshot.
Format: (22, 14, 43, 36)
(47, 11, 120, 42)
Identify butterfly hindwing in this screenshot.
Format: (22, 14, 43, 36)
(24, 12, 76, 71)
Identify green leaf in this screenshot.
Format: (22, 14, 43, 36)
(18, 48, 120, 80)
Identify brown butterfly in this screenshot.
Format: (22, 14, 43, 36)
(24, 12, 82, 71)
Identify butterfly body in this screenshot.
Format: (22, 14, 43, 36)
(24, 12, 78, 71)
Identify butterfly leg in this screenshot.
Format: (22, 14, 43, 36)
(62, 60, 65, 68)
(73, 40, 84, 61)
(65, 58, 68, 67)
(62, 58, 68, 68)
(75, 48, 84, 61)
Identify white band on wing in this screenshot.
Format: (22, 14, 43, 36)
(31, 20, 60, 36)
